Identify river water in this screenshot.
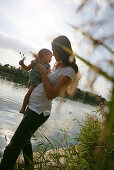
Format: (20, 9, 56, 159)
(0, 78, 97, 157)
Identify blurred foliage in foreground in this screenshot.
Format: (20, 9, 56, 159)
(69, 0, 114, 169)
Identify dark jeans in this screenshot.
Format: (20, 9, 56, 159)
(0, 107, 50, 170)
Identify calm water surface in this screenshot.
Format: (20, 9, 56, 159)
(0, 78, 97, 156)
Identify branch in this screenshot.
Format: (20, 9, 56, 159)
(70, 24, 114, 55)
(63, 46, 114, 83)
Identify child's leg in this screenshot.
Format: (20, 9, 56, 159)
(20, 86, 35, 114)
(27, 80, 30, 88)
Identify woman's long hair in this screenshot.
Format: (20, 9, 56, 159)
(52, 35, 81, 97)
(51, 35, 78, 73)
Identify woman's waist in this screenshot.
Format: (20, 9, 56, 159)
(28, 100, 52, 115)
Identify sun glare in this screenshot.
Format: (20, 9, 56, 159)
(35, 11, 57, 32)
(17, 0, 59, 37)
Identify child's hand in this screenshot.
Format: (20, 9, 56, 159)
(19, 52, 26, 60)
(19, 59, 24, 66)
(46, 70, 50, 74)
(36, 64, 46, 74)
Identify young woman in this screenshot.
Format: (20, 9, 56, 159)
(0, 35, 79, 170)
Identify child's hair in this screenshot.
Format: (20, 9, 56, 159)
(30, 48, 52, 60)
(38, 48, 52, 59)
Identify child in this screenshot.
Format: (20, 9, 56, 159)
(19, 48, 52, 114)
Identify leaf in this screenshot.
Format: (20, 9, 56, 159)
(68, 23, 114, 54)
(76, 0, 89, 13)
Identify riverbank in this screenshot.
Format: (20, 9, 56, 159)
(0, 147, 76, 169)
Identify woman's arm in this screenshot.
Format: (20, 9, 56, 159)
(36, 64, 71, 100)
(19, 60, 34, 71)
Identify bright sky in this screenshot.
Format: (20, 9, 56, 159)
(0, 0, 114, 99)
(0, 0, 78, 66)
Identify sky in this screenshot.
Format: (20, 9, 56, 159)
(0, 0, 114, 99)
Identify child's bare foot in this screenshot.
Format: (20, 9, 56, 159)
(20, 108, 25, 114)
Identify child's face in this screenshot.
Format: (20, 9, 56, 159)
(42, 52, 52, 64)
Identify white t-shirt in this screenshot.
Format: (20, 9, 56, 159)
(28, 66, 75, 115)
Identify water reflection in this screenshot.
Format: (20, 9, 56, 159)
(0, 78, 97, 156)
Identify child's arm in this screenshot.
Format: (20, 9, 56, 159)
(19, 60, 34, 71)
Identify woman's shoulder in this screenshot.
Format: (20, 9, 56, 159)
(61, 66, 76, 79)
(62, 66, 75, 73)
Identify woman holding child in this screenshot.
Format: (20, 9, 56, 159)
(0, 35, 79, 170)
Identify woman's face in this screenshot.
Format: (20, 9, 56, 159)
(52, 48, 60, 62)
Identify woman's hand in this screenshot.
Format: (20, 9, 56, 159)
(36, 64, 46, 74)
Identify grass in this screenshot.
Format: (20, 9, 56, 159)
(14, 103, 112, 170)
